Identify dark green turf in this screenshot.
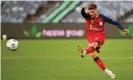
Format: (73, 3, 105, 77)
(1, 39, 133, 80)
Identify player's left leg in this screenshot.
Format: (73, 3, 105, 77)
(90, 51, 106, 71)
(90, 51, 115, 79)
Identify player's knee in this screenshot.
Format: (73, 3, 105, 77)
(91, 42, 99, 48)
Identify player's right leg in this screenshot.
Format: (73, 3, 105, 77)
(78, 42, 98, 58)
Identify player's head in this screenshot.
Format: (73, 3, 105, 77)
(88, 4, 97, 16)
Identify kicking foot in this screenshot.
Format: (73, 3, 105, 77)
(78, 44, 85, 58)
(105, 69, 115, 79)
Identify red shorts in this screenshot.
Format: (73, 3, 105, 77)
(87, 34, 105, 47)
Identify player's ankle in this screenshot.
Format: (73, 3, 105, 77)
(104, 68, 110, 73)
(83, 50, 86, 55)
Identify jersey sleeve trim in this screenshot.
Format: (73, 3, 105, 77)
(100, 14, 125, 31)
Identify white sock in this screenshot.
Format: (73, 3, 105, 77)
(83, 50, 86, 54)
(104, 68, 110, 73)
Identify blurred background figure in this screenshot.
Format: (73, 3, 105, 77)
(1, 1, 133, 23)
(112, 15, 120, 22)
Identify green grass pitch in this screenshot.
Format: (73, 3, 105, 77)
(1, 39, 133, 80)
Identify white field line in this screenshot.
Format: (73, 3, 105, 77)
(1, 56, 133, 59)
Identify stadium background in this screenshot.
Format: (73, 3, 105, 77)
(1, 1, 133, 80)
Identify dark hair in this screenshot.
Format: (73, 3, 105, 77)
(88, 4, 97, 10)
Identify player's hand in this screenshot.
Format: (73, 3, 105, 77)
(123, 29, 128, 35)
(82, 3, 89, 9)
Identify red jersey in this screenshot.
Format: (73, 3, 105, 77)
(81, 8, 125, 45)
(85, 15, 106, 36)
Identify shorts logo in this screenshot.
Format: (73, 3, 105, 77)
(95, 37, 98, 41)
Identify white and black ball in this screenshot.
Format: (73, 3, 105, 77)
(6, 39, 19, 51)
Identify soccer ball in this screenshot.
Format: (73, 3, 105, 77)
(6, 39, 19, 51)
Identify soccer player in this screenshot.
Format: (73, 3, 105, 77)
(78, 3, 128, 79)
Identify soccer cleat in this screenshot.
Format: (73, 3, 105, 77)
(105, 70, 115, 79)
(78, 45, 85, 58)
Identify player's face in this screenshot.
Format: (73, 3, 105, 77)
(88, 9, 97, 16)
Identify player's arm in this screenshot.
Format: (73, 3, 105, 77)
(81, 4, 90, 20)
(100, 14, 128, 35)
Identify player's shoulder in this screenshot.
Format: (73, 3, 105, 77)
(99, 14, 110, 21)
(99, 14, 106, 18)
